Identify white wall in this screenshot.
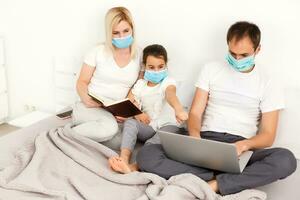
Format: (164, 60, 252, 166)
(0, 0, 300, 155)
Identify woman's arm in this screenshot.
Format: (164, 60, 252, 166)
(165, 85, 188, 124)
(76, 63, 101, 108)
(187, 88, 209, 138)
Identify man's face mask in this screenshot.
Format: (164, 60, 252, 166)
(226, 53, 255, 72)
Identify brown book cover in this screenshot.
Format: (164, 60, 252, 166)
(89, 92, 142, 118)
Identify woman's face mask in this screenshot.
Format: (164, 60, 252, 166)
(226, 53, 255, 72)
(112, 35, 133, 49)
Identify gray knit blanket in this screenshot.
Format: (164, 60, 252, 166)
(0, 123, 266, 200)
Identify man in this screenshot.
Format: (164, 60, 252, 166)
(136, 21, 297, 195)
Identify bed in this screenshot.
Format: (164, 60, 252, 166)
(0, 116, 71, 169)
(0, 115, 299, 199)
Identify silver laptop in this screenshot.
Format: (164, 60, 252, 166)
(158, 126, 253, 173)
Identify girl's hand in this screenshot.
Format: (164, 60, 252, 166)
(134, 113, 151, 124)
(82, 95, 102, 108)
(115, 116, 127, 123)
(175, 109, 188, 124)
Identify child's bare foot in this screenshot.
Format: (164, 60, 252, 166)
(108, 157, 131, 174)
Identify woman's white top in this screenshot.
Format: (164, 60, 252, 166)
(84, 44, 142, 105)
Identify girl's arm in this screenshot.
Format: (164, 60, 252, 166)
(165, 85, 188, 123)
(127, 90, 140, 108)
(127, 89, 151, 124)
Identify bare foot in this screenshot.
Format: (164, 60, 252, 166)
(108, 156, 131, 174)
(208, 179, 219, 193)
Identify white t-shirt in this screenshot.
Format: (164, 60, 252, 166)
(84, 44, 142, 105)
(195, 61, 285, 138)
(132, 77, 176, 130)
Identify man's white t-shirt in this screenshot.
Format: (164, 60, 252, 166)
(132, 77, 176, 130)
(84, 44, 142, 105)
(195, 61, 285, 138)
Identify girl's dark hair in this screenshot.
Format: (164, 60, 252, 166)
(227, 21, 261, 50)
(142, 44, 168, 65)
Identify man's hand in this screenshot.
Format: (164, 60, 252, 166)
(190, 134, 201, 139)
(134, 113, 151, 124)
(235, 140, 251, 156)
(189, 131, 201, 139)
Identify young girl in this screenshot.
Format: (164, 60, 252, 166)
(108, 44, 188, 173)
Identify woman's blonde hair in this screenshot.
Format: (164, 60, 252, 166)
(104, 7, 137, 58)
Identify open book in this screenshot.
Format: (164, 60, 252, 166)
(88, 92, 142, 118)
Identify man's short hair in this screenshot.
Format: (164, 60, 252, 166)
(227, 21, 261, 50)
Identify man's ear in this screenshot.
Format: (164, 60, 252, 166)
(255, 44, 261, 55)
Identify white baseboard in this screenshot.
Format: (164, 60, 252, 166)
(8, 111, 52, 128)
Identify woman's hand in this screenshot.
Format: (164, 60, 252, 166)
(134, 113, 151, 124)
(175, 109, 188, 124)
(82, 95, 102, 108)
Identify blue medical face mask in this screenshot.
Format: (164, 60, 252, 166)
(112, 35, 133, 49)
(144, 69, 168, 84)
(226, 53, 255, 72)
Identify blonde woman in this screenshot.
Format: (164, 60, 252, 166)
(72, 7, 143, 146)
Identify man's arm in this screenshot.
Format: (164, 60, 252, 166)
(187, 88, 209, 138)
(235, 110, 279, 155)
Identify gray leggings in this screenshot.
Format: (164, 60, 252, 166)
(136, 126, 297, 195)
(121, 118, 156, 151)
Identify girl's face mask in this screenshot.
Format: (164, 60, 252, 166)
(144, 69, 168, 84)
